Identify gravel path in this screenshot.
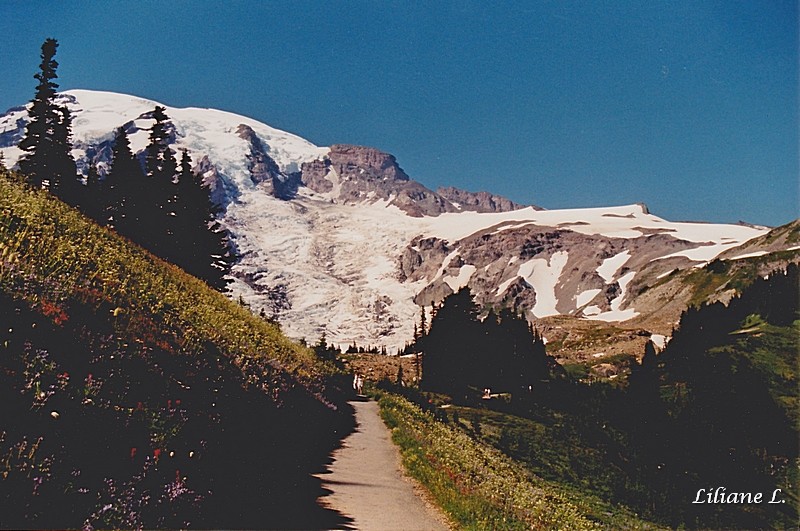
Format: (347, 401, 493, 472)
(315, 398, 450, 531)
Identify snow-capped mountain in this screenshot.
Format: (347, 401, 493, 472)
(1, 90, 792, 351)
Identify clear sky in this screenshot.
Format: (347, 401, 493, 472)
(1, 0, 797, 226)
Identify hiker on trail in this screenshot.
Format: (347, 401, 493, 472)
(353, 373, 364, 395)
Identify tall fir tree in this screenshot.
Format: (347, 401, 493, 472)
(17, 38, 78, 198)
(175, 149, 233, 290)
(143, 106, 178, 254)
(106, 126, 144, 231)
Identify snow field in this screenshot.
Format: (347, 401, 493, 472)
(0, 89, 778, 348)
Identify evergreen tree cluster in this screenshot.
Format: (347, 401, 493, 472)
(15, 39, 232, 290)
(404, 271, 798, 528)
(623, 263, 799, 527)
(416, 288, 561, 397)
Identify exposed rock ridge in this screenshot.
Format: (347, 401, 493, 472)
(436, 186, 533, 213)
(299, 144, 536, 217)
(300, 144, 460, 217)
(401, 224, 706, 317)
(328, 144, 411, 182)
(237, 124, 299, 199)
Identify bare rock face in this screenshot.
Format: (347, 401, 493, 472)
(399, 236, 451, 283)
(301, 144, 465, 217)
(328, 144, 411, 182)
(194, 155, 232, 207)
(301, 158, 333, 193)
(237, 124, 281, 186)
(237, 124, 300, 199)
(300, 144, 537, 218)
(436, 186, 532, 213)
(301, 144, 410, 193)
(399, 222, 711, 322)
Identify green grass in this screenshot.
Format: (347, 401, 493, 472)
(373, 390, 661, 530)
(723, 315, 799, 425)
(684, 250, 800, 308)
(0, 170, 326, 381)
(447, 401, 669, 529)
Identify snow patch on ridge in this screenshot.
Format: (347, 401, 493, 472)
(587, 271, 639, 322)
(443, 265, 477, 292)
(597, 251, 631, 282)
(576, 288, 602, 307)
(496, 275, 520, 296)
(517, 251, 569, 318)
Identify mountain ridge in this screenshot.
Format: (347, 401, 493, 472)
(1, 89, 795, 352)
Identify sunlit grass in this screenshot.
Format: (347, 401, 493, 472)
(373, 390, 662, 530)
(0, 170, 324, 380)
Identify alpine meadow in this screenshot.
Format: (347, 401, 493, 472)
(0, 15, 797, 530)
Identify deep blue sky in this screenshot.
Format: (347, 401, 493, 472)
(1, 1, 797, 226)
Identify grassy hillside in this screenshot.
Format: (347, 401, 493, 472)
(0, 170, 327, 380)
(372, 389, 661, 530)
(0, 169, 353, 529)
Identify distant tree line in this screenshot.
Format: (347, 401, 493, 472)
(13, 38, 232, 290)
(415, 288, 564, 398)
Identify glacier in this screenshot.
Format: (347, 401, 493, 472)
(0, 89, 772, 351)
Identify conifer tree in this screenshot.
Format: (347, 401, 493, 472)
(173, 149, 232, 290)
(82, 162, 103, 221)
(51, 105, 82, 205)
(18, 38, 77, 197)
(420, 288, 482, 394)
(106, 126, 144, 231)
(141, 106, 177, 253)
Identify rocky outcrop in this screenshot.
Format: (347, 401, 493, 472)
(194, 155, 233, 207)
(436, 186, 532, 213)
(237, 124, 300, 199)
(327, 144, 411, 182)
(301, 144, 465, 217)
(237, 124, 281, 186)
(399, 223, 709, 321)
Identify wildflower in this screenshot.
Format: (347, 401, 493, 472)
(130, 447, 137, 459)
(50, 410, 59, 419)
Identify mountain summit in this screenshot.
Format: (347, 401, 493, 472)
(1, 89, 793, 351)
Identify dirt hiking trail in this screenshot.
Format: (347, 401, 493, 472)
(315, 399, 450, 530)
